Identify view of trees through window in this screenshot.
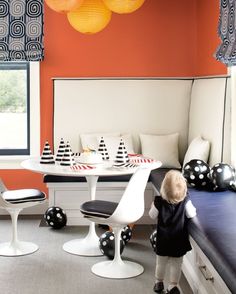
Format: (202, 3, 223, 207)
(0, 63, 29, 153)
(0, 70, 27, 112)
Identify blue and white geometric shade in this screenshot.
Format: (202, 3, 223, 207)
(0, 0, 44, 61)
(215, 0, 236, 66)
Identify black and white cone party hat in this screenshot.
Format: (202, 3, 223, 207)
(40, 141, 55, 164)
(55, 138, 66, 163)
(114, 138, 129, 165)
(61, 142, 75, 166)
(98, 137, 109, 160)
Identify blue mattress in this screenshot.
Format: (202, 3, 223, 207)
(188, 188, 236, 293)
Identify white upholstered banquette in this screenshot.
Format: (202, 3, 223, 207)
(53, 77, 231, 166)
(47, 76, 231, 225)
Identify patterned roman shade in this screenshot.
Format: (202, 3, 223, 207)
(0, 0, 44, 61)
(215, 0, 236, 66)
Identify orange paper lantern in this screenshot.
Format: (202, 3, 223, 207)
(67, 0, 112, 34)
(45, 0, 84, 13)
(102, 0, 145, 14)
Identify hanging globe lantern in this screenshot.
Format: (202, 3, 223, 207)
(67, 0, 112, 34)
(45, 0, 84, 13)
(102, 0, 145, 14)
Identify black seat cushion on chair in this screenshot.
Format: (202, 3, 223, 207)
(80, 200, 118, 219)
(3, 189, 46, 204)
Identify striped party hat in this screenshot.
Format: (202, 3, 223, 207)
(40, 141, 55, 164)
(55, 138, 66, 163)
(61, 142, 76, 166)
(98, 137, 109, 160)
(114, 138, 129, 165)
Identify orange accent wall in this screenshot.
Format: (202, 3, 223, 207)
(1, 0, 227, 192)
(1, 170, 46, 192)
(41, 0, 197, 151)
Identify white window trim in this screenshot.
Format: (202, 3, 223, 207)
(0, 62, 40, 169)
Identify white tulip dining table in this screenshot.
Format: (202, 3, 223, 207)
(21, 157, 161, 257)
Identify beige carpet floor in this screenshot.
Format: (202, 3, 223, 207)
(0, 217, 192, 294)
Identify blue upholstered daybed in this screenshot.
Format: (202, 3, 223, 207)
(150, 168, 236, 293)
(187, 189, 236, 293)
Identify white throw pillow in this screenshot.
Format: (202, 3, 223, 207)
(80, 133, 135, 160)
(183, 136, 210, 167)
(103, 134, 135, 160)
(140, 133, 181, 168)
(80, 132, 120, 151)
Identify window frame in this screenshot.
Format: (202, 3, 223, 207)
(0, 62, 40, 169)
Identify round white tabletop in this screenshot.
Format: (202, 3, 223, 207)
(21, 157, 161, 256)
(21, 157, 140, 178)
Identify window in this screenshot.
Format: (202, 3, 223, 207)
(0, 62, 40, 169)
(0, 62, 29, 155)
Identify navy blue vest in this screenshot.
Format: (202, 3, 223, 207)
(154, 195, 192, 257)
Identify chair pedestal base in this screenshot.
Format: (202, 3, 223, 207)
(0, 241, 38, 256)
(63, 238, 103, 256)
(91, 260, 144, 279)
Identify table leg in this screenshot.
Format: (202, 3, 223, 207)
(63, 175, 103, 256)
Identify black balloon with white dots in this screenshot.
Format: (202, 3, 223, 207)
(99, 231, 125, 259)
(183, 159, 211, 190)
(150, 229, 157, 252)
(208, 163, 235, 191)
(121, 225, 132, 244)
(44, 206, 67, 229)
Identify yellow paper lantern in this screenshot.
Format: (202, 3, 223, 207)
(67, 0, 112, 34)
(102, 0, 145, 14)
(45, 0, 84, 13)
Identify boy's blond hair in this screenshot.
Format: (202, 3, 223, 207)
(160, 170, 187, 204)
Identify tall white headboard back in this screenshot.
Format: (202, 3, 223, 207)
(188, 77, 231, 166)
(53, 78, 193, 162)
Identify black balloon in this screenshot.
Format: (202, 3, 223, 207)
(99, 231, 125, 259)
(44, 206, 67, 229)
(209, 163, 235, 191)
(150, 229, 157, 251)
(183, 159, 211, 190)
(121, 225, 132, 244)
(230, 181, 236, 192)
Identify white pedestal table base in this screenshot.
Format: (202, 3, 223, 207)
(63, 223, 102, 256)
